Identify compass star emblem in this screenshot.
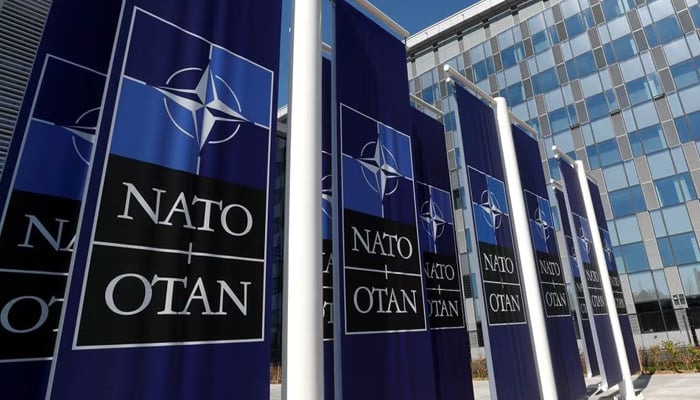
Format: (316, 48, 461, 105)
(357, 135, 402, 200)
(421, 200, 446, 239)
(63, 106, 99, 165)
(578, 226, 591, 254)
(603, 239, 614, 262)
(321, 174, 332, 218)
(479, 190, 504, 230)
(156, 63, 248, 158)
(533, 207, 551, 240)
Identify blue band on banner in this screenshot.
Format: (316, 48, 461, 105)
(47, 1, 281, 399)
(587, 181, 641, 374)
(558, 159, 623, 388)
(412, 108, 473, 400)
(554, 187, 601, 377)
(333, 1, 437, 399)
(0, 1, 121, 398)
(513, 127, 586, 400)
(453, 85, 539, 399)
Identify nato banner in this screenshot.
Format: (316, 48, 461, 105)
(46, 1, 281, 398)
(587, 180, 641, 374)
(333, 1, 437, 398)
(0, 1, 120, 398)
(321, 56, 334, 400)
(411, 108, 473, 400)
(513, 127, 586, 400)
(453, 85, 539, 399)
(553, 186, 601, 377)
(558, 159, 623, 389)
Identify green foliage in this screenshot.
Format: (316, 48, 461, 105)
(471, 358, 489, 380)
(641, 341, 700, 373)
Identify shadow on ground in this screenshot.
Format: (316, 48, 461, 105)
(587, 374, 652, 399)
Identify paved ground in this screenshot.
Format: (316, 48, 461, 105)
(270, 372, 700, 399)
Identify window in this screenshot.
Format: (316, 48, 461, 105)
(646, 16, 683, 47)
(566, 52, 597, 80)
(659, 233, 700, 266)
(628, 124, 667, 156)
(587, 139, 621, 169)
(500, 82, 526, 106)
(444, 112, 456, 132)
(670, 59, 700, 90)
(532, 68, 559, 95)
(601, 0, 633, 20)
(574, 52, 597, 78)
(647, 150, 677, 179)
(473, 57, 495, 82)
(565, 14, 587, 38)
(612, 34, 636, 62)
(609, 185, 646, 217)
(614, 215, 643, 244)
(501, 43, 525, 69)
(675, 111, 700, 142)
(626, 77, 653, 105)
(691, 5, 700, 29)
(548, 107, 570, 133)
(655, 174, 697, 206)
(532, 30, 550, 54)
(548, 158, 560, 180)
(586, 93, 610, 121)
(679, 263, 700, 296)
(655, 16, 683, 45)
(620, 242, 650, 272)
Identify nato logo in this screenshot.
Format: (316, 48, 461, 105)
(340, 104, 414, 224)
(110, 9, 273, 189)
(418, 184, 453, 253)
(469, 168, 510, 247)
(574, 214, 592, 263)
(601, 231, 615, 265)
(525, 191, 554, 253)
(14, 56, 104, 201)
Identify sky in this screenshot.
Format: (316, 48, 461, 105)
(277, 0, 478, 107)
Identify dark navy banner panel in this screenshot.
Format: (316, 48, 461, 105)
(0, 1, 121, 398)
(321, 56, 334, 400)
(334, 1, 437, 399)
(513, 127, 586, 400)
(588, 181, 640, 375)
(411, 108, 473, 400)
(453, 85, 539, 400)
(47, 1, 281, 399)
(554, 187, 600, 377)
(558, 160, 623, 388)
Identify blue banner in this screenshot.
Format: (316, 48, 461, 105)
(0, 1, 120, 398)
(411, 108, 473, 400)
(513, 127, 586, 399)
(553, 186, 601, 377)
(46, 1, 281, 398)
(453, 85, 539, 399)
(333, 1, 437, 398)
(558, 159, 623, 388)
(587, 180, 641, 374)
(321, 55, 334, 400)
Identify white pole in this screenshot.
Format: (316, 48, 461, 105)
(282, 0, 323, 399)
(494, 97, 557, 399)
(575, 161, 638, 399)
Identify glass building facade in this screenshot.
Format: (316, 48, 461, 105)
(406, 0, 700, 349)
